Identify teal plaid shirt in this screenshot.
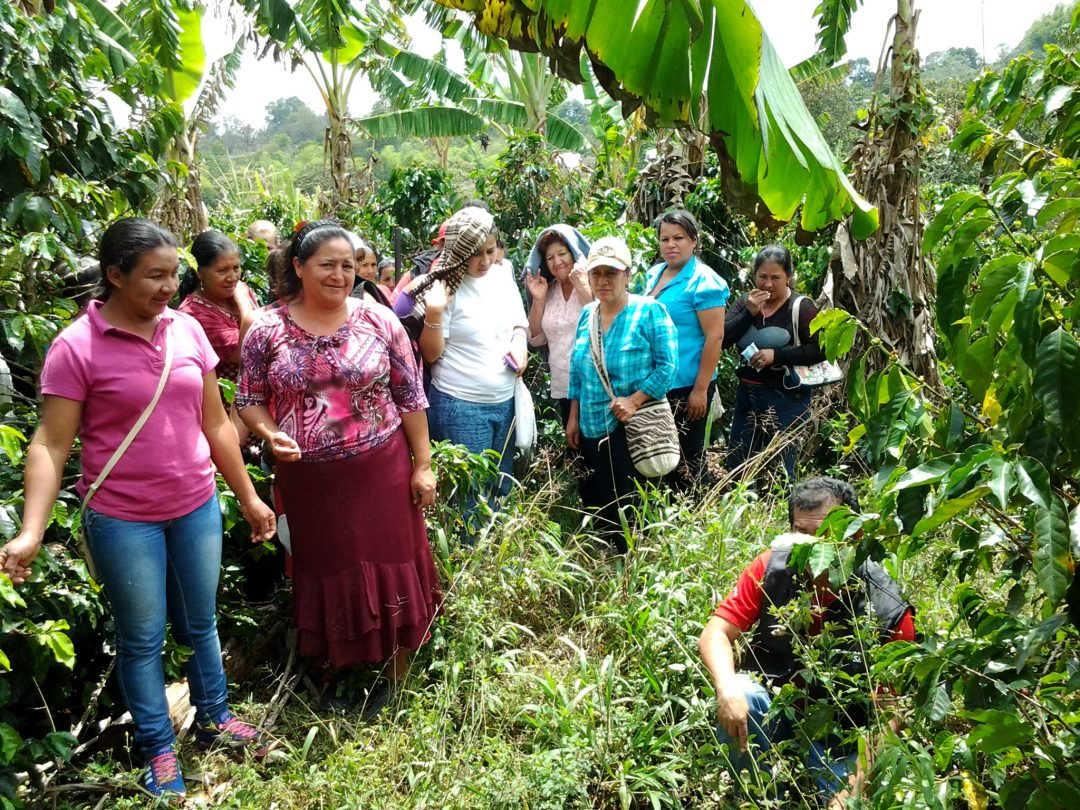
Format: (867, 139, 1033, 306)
(568, 295, 678, 439)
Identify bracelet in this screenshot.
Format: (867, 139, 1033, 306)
(424, 320, 442, 329)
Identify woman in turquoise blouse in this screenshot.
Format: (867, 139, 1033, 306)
(567, 237, 677, 552)
(644, 210, 729, 490)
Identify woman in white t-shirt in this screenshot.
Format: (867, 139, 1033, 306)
(399, 207, 528, 532)
(524, 225, 592, 425)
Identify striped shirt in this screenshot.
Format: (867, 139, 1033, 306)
(568, 295, 678, 439)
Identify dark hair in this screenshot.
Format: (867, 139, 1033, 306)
(536, 230, 572, 282)
(378, 257, 395, 271)
(97, 218, 178, 301)
(279, 220, 352, 300)
(179, 230, 240, 299)
(656, 209, 699, 242)
(753, 244, 794, 276)
(265, 249, 287, 301)
(789, 476, 860, 527)
(463, 199, 490, 211)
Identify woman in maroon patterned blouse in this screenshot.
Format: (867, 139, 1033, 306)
(178, 231, 259, 384)
(237, 221, 439, 713)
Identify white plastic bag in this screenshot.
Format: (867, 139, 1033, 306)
(514, 377, 537, 452)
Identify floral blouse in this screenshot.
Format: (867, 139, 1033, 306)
(237, 300, 428, 462)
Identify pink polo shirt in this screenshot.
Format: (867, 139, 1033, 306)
(40, 301, 218, 522)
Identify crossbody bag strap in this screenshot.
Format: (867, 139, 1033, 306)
(790, 295, 804, 348)
(82, 325, 174, 508)
(587, 307, 617, 401)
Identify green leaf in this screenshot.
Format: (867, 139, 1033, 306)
(353, 106, 486, 139)
(0, 574, 24, 609)
(892, 458, 955, 492)
(0, 724, 21, 765)
(985, 455, 1014, 510)
(163, 3, 206, 103)
(810, 309, 858, 362)
(963, 709, 1034, 754)
(912, 486, 990, 538)
(1015, 614, 1068, 670)
(0, 649, 8, 672)
(1015, 457, 1051, 511)
(807, 542, 836, 579)
(1032, 329, 1080, 435)
(1034, 496, 1073, 606)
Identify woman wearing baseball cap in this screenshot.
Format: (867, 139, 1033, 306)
(566, 237, 678, 552)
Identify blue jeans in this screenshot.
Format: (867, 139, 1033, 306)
(724, 382, 811, 482)
(714, 675, 856, 799)
(85, 492, 229, 756)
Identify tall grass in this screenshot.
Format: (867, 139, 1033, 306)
(71, 442, 942, 809)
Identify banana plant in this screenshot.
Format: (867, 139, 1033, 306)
(428, 0, 878, 238)
(354, 41, 589, 163)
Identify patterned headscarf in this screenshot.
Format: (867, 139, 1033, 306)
(405, 206, 495, 320)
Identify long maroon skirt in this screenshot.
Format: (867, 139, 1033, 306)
(276, 428, 441, 668)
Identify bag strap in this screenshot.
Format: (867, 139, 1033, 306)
(82, 325, 174, 508)
(587, 307, 617, 401)
(791, 295, 804, 348)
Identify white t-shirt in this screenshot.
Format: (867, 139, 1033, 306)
(430, 271, 528, 403)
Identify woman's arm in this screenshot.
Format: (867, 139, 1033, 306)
(0, 396, 81, 583)
(525, 273, 549, 344)
(417, 280, 449, 365)
(202, 373, 276, 542)
(399, 410, 436, 508)
(565, 399, 582, 450)
(237, 404, 301, 462)
(722, 295, 753, 349)
(687, 307, 725, 420)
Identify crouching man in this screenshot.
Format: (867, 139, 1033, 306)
(698, 477, 915, 805)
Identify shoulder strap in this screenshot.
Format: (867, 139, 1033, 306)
(790, 295, 804, 348)
(587, 307, 617, 401)
(83, 326, 174, 508)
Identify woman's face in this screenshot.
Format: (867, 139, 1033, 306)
(378, 265, 394, 285)
(198, 250, 242, 304)
(588, 265, 629, 304)
(544, 240, 574, 282)
(295, 238, 355, 308)
(355, 248, 377, 282)
(754, 260, 791, 301)
(465, 233, 499, 278)
(108, 246, 181, 320)
(658, 222, 697, 271)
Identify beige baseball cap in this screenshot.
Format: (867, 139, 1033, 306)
(586, 236, 632, 272)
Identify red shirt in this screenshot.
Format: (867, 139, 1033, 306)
(713, 551, 916, 642)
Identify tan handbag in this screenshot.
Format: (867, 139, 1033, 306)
(77, 329, 173, 579)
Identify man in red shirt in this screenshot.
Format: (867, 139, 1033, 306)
(699, 477, 915, 805)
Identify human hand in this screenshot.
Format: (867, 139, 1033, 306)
(715, 683, 750, 752)
(749, 348, 775, 371)
(610, 397, 639, 423)
(269, 431, 302, 462)
(525, 270, 548, 301)
(565, 419, 581, 450)
(425, 279, 449, 313)
(507, 344, 528, 377)
(746, 288, 770, 316)
(569, 261, 591, 294)
(234, 282, 254, 314)
(410, 463, 436, 508)
(0, 533, 40, 585)
(239, 497, 277, 543)
(687, 387, 709, 421)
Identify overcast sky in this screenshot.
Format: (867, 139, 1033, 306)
(201, 0, 1066, 128)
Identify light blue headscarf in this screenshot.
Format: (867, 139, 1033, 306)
(523, 224, 591, 280)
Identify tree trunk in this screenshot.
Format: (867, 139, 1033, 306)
(326, 107, 353, 214)
(155, 127, 208, 243)
(826, 0, 940, 388)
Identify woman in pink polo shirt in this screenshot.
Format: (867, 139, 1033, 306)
(0, 219, 277, 800)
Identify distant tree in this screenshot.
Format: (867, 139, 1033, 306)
(264, 96, 327, 144)
(1007, 1, 1080, 60)
(847, 57, 875, 92)
(923, 47, 982, 83)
